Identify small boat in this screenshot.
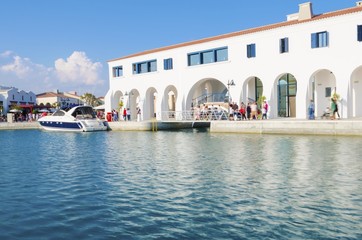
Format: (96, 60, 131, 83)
(38, 105, 108, 132)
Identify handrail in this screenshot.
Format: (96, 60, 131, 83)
(192, 92, 227, 107)
(160, 110, 228, 121)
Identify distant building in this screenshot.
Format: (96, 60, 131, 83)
(36, 90, 84, 109)
(105, 2, 362, 120)
(0, 86, 36, 114)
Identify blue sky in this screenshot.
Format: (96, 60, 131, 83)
(0, 0, 358, 97)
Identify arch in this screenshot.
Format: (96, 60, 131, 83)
(308, 69, 336, 118)
(125, 89, 140, 121)
(145, 87, 158, 120)
(162, 85, 178, 115)
(351, 66, 362, 117)
(186, 78, 227, 110)
(243, 76, 263, 103)
(112, 90, 124, 112)
(277, 73, 297, 117)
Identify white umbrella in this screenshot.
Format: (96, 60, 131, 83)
(9, 109, 22, 113)
(93, 104, 105, 110)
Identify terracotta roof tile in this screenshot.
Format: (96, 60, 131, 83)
(108, 6, 362, 62)
(36, 92, 64, 98)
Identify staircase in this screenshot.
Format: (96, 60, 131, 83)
(192, 92, 227, 108)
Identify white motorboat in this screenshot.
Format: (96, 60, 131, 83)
(38, 106, 108, 132)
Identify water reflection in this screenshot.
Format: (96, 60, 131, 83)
(0, 130, 361, 239)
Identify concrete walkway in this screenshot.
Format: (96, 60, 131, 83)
(210, 119, 362, 136)
(1, 119, 362, 136)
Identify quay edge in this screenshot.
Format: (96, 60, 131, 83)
(106, 121, 210, 131)
(2, 120, 362, 136)
(0, 122, 41, 130)
(210, 120, 362, 136)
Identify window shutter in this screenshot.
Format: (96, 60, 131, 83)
(311, 33, 317, 48)
(358, 25, 362, 42)
(285, 38, 289, 52)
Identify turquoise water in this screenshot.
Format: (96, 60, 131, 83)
(0, 129, 361, 239)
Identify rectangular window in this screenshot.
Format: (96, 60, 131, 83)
(358, 25, 362, 42)
(112, 66, 123, 77)
(188, 53, 200, 66)
(140, 62, 148, 73)
(280, 38, 289, 53)
(325, 87, 332, 98)
(215, 48, 228, 62)
(247, 44, 256, 58)
(311, 31, 329, 48)
(163, 58, 173, 70)
(187, 47, 228, 66)
(132, 60, 157, 74)
(201, 51, 214, 64)
(149, 60, 157, 72)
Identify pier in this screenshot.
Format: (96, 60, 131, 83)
(2, 119, 362, 136)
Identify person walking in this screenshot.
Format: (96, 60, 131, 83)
(250, 101, 258, 120)
(126, 108, 131, 121)
(123, 108, 127, 121)
(137, 107, 141, 122)
(246, 102, 251, 120)
(308, 99, 315, 120)
(331, 97, 340, 120)
(262, 100, 269, 120)
(239, 102, 247, 120)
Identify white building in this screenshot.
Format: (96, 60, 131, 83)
(36, 91, 83, 109)
(0, 86, 36, 114)
(105, 2, 362, 121)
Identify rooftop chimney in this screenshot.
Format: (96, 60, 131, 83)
(298, 2, 313, 21)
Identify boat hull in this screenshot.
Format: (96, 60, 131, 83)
(38, 120, 108, 132)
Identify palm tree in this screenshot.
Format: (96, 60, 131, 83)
(80, 93, 101, 107)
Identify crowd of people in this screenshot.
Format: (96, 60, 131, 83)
(193, 100, 269, 121)
(109, 107, 142, 122)
(0, 111, 47, 122)
(229, 100, 269, 121)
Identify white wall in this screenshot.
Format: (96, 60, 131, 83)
(106, 8, 362, 120)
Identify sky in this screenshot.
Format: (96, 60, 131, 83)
(0, 0, 359, 97)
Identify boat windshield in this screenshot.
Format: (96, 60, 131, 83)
(52, 110, 66, 116)
(71, 107, 96, 119)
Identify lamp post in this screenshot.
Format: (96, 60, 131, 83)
(227, 80, 235, 119)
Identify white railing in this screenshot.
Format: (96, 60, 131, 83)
(160, 110, 228, 121)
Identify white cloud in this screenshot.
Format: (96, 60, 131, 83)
(0, 50, 13, 58)
(0, 51, 106, 95)
(1, 55, 50, 79)
(55, 51, 103, 85)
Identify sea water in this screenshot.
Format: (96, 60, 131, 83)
(0, 129, 361, 239)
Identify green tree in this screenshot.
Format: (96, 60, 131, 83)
(80, 93, 101, 107)
(52, 102, 61, 109)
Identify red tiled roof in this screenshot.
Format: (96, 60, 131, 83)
(36, 92, 59, 98)
(108, 5, 362, 62)
(36, 92, 69, 98)
(37, 92, 81, 98)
